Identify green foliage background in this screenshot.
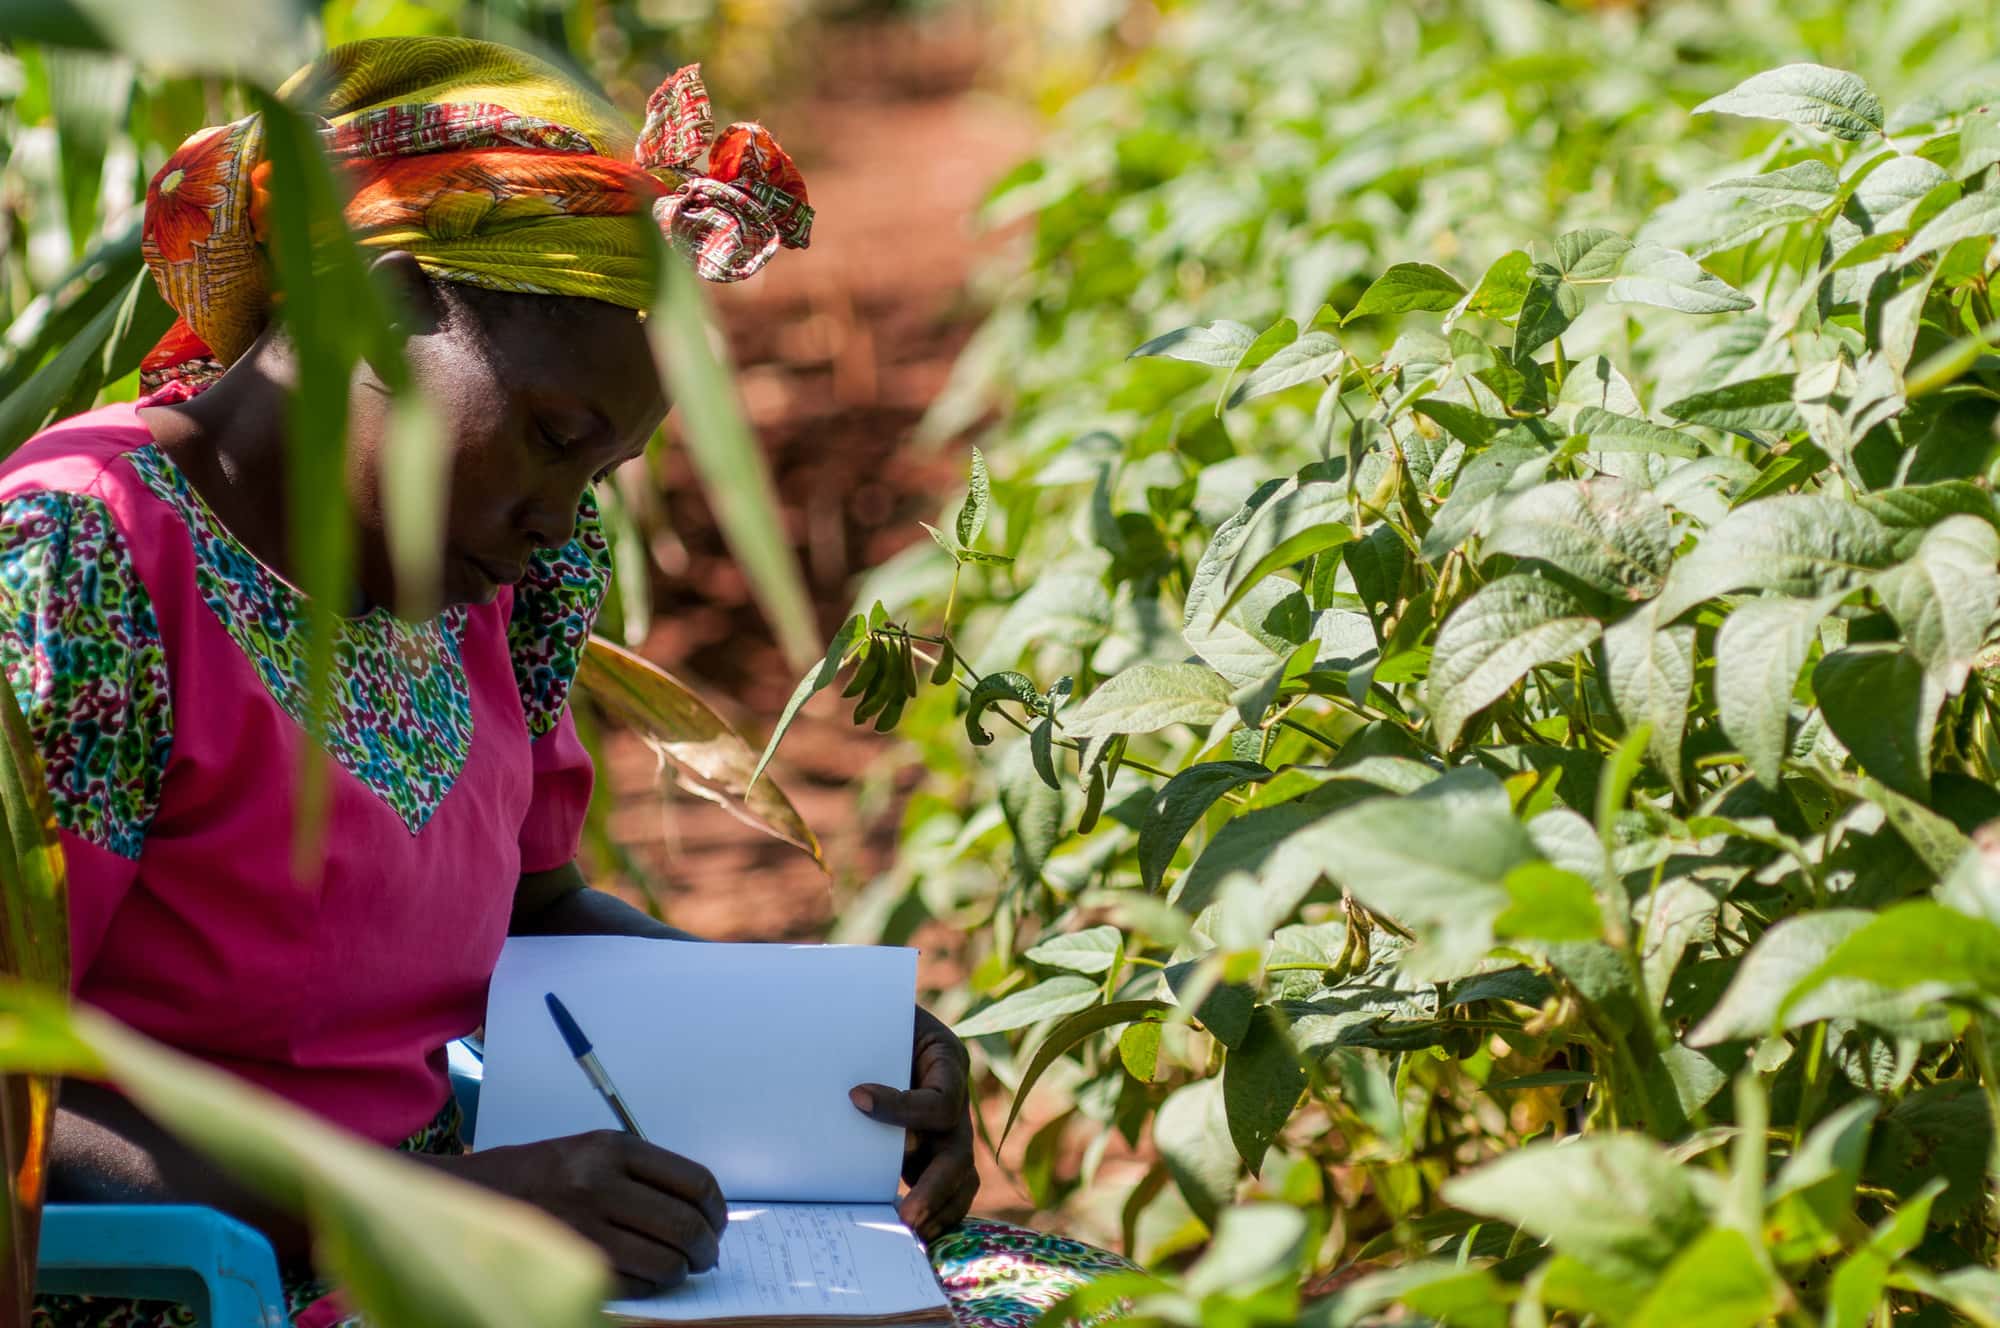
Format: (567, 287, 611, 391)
(758, 0, 2000, 1322)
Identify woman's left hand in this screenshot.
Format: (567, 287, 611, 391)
(849, 1007, 978, 1240)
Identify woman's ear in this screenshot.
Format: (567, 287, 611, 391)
(367, 249, 442, 336)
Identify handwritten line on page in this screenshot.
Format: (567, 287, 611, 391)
(605, 1205, 948, 1325)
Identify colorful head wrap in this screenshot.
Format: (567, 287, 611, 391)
(139, 37, 812, 387)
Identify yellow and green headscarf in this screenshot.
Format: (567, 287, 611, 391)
(140, 36, 812, 386)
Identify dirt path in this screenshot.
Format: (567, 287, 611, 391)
(588, 15, 1056, 1220)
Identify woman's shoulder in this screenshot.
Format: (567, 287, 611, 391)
(0, 400, 156, 500)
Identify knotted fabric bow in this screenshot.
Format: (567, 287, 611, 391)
(636, 65, 814, 284)
(139, 37, 813, 389)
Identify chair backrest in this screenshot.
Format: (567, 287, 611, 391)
(37, 1204, 287, 1327)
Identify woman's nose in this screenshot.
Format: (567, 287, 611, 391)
(519, 491, 581, 550)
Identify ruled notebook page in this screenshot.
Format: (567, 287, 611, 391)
(605, 1204, 950, 1323)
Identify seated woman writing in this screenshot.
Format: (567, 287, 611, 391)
(21, 36, 1131, 1328)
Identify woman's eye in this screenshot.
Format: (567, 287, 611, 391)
(535, 418, 575, 453)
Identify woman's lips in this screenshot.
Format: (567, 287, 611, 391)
(468, 553, 528, 586)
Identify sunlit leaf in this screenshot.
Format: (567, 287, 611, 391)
(1694, 64, 1885, 140)
(576, 637, 820, 864)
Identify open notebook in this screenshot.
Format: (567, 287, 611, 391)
(477, 936, 953, 1327)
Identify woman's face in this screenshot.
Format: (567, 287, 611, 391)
(348, 276, 669, 615)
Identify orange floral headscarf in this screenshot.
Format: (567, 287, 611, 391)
(140, 37, 812, 386)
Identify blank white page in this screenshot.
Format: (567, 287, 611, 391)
(476, 937, 915, 1203)
(605, 1204, 950, 1324)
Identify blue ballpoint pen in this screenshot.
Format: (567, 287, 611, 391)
(545, 991, 649, 1140)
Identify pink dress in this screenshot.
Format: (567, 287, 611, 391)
(0, 398, 604, 1146)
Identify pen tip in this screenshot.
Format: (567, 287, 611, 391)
(544, 991, 592, 1057)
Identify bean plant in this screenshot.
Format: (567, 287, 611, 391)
(759, 23, 2000, 1327)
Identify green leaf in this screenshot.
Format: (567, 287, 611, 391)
(1781, 902, 2000, 1021)
(1062, 663, 1234, 739)
(1311, 768, 1544, 975)
(1604, 244, 1755, 314)
(1222, 1014, 1305, 1176)
(955, 975, 1103, 1038)
(1227, 331, 1345, 407)
(1694, 63, 1885, 140)
(11, 0, 313, 82)
(1119, 1022, 1161, 1082)
(580, 638, 819, 864)
(1000, 999, 1168, 1140)
(955, 446, 991, 547)
(1512, 262, 1580, 360)
(1961, 106, 2000, 179)
(1154, 1079, 1239, 1226)
(1421, 447, 1552, 561)
(1459, 249, 1533, 320)
(1484, 477, 1672, 601)
(1906, 1265, 2000, 1328)
(1600, 606, 1695, 797)
(1138, 761, 1271, 892)
(1494, 863, 1605, 942)
(652, 255, 819, 670)
(752, 614, 865, 786)
(1184, 1203, 1307, 1299)
(1554, 228, 1633, 281)
(1865, 1082, 1994, 1222)
(1689, 910, 1948, 1045)
(1129, 319, 1258, 367)
(1412, 399, 1501, 447)
(1216, 318, 1298, 413)
(1163, 960, 1257, 1048)
(1024, 925, 1126, 974)
(1768, 1098, 1877, 1262)
(1714, 594, 1837, 788)
(1444, 1134, 1709, 1280)
(1427, 574, 1603, 750)
(1707, 161, 1840, 212)
(1829, 1183, 1943, 1328)
(1653, 495, 1896, 622)
(1662, 374, 1804, 433)
(1216, 480, 1353, 619)
(999, 737, 1067, 889)
(1813, 645, 1940, 801)
(30, 993, 609, 1328)
(1871, 514, 2000, 693)
(965, 670, 1043, 746)
(1857, 480, 1998, 537)
(1569, 407, 1701, 458)
(1901, 187, 2000, 261)
(1345, 262, 1467, 321)
(1628, 1228, 1782, 1328)
(1186, 482, 1312, 689)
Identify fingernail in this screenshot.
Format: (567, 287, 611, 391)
(850, 1087, 874, 1113)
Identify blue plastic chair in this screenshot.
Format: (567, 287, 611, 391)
(34, 1038, 486, 1327)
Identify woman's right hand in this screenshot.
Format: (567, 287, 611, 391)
(430, 1131, 728, 1295)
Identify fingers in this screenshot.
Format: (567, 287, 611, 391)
(895, 1119, 978, 1241)
(616, 1136, 729, 1234)
(601, 1176, 722, 1273)
(901, 1163, 979, 1242)
(849, 1084, 960, 1134)
(592, 1223, 691, 1295)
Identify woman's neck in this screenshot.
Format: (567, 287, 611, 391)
(136, 332, 306, 590)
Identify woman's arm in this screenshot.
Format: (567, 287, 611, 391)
(49, 1079, 313, 1261)
(512, 862, 702, 941)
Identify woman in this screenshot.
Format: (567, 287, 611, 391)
(20, 37, 1131, 1328)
